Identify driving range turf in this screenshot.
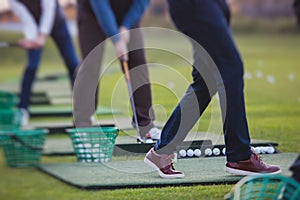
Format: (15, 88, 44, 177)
(0, 30, 300, 200)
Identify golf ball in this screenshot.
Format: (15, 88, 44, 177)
(92, 148, 99, 153)
(254, 147, 261, 154)
(222, 148, 226, 155)
(179, 149, 187, 158)
(84, 143, 92, 148)
(92, 154, 99, 158)
(194, 149, 201, 157)
(86, 154, 92, 158)
(260, 147, 267, 154)
(145, 139, 154, 143)
(212, 148, 220, 156)
(204, 148, 212, 156)
(187, 149, 194, 157)
(266, 146, 275, 154)
(79, 149, 85, 153)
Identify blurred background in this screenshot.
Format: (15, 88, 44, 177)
(0, 0, 299, 34)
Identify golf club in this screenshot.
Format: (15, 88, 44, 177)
(121, 60, 144, 144)
(0, 42, 19, 48)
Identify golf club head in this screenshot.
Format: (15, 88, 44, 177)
(0, 42, 19, 48)
(137, 137, 144, 144)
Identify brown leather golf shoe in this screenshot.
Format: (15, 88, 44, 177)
(225, 151, 281, 175)
(144, 147, 184, 178)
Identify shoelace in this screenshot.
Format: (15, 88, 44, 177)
(169, 153, 178, 163)
(166, 156, 176, 171)
(252, 152, 267, 167)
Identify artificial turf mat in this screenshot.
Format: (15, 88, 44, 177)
(29, 106, 119, 117)
(43, 136, 212, 156)
(43, 132, 278, 156)
(32, 117, 164, 134)
(38, 153, 297, 190)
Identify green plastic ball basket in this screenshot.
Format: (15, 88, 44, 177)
(225, 174, 300, 200)
(0, 90, 19, 108)
(0, 109, 22, 131)
(67, 127, 118, 163)
(0, 129, 48, 168)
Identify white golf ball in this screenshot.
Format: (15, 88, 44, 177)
(85, 154, 92, 158)
(85, 149, 92, 153)
(204, 148, 212, 156)
(179, 149, 187, 158)
(79, 149, 85, 153)
(92, 154, 99, 158)
(222, 148, 226, 155)
(212, 148, 220, 156)
(194, 149, 201, 157)
(266, 146, 275, 154)
(187, 149, 194, 157)
(260, 147, 267, 154)
(254, 147, 261, 154)
(84, 143, 92, 148)
(168, 81, 175, 89)
(92, 148, 99, 153)
(145, 139, 154, 143)
(266, 75, 276, 84)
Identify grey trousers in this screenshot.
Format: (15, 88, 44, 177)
(73, 0, 155, 135)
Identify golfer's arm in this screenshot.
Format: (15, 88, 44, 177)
(9, 0, 38, 40)
(89, 0, 120, 43)
(40, 0, 56, 36)
(122, 0, 149, 29)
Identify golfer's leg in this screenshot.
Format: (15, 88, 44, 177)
(173, 0, 251, 162)
(155, 67, 216, 154)
(73, 1, 105, 127)
(127, 27, 155, 135)
(19, 49, 42, 110)
(154, 1, 215, 154)
(51, 20, 79, 87)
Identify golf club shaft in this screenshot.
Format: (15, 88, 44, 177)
(122, 60, 143, 142)
(0, 42, 19, 48)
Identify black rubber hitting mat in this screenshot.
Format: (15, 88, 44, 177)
(43, 136, 212, 157)
(29, 106, 119, 117)
(43, 132, 278, 157)
(31, 118, 164, 134)
(38, 153, 298, 190)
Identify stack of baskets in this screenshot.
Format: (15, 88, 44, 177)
(225, 174, 300, 200)
(0, 90, 21, 130)
(0, 90, 48, 167)
(67, 127, 118, 163)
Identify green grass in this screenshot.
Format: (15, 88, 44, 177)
(0, 30, 300, 199)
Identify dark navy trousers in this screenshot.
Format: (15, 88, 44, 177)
(155, 0, 252, 162)
(18, 19, 79, 110)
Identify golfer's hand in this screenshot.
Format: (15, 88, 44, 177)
(19, 39, 40, 49)
(114, 39, 128, 61)
(119, 26, 130, 44)
(19, 34, 47, 49)
(35, 33, 47, 47)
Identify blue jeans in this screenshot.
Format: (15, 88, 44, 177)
(19, 19, 79, 109)
(155, 0, 252, 162)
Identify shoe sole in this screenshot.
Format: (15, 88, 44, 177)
(144, 157, 185, 179)
(225, 166, 282, 176)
